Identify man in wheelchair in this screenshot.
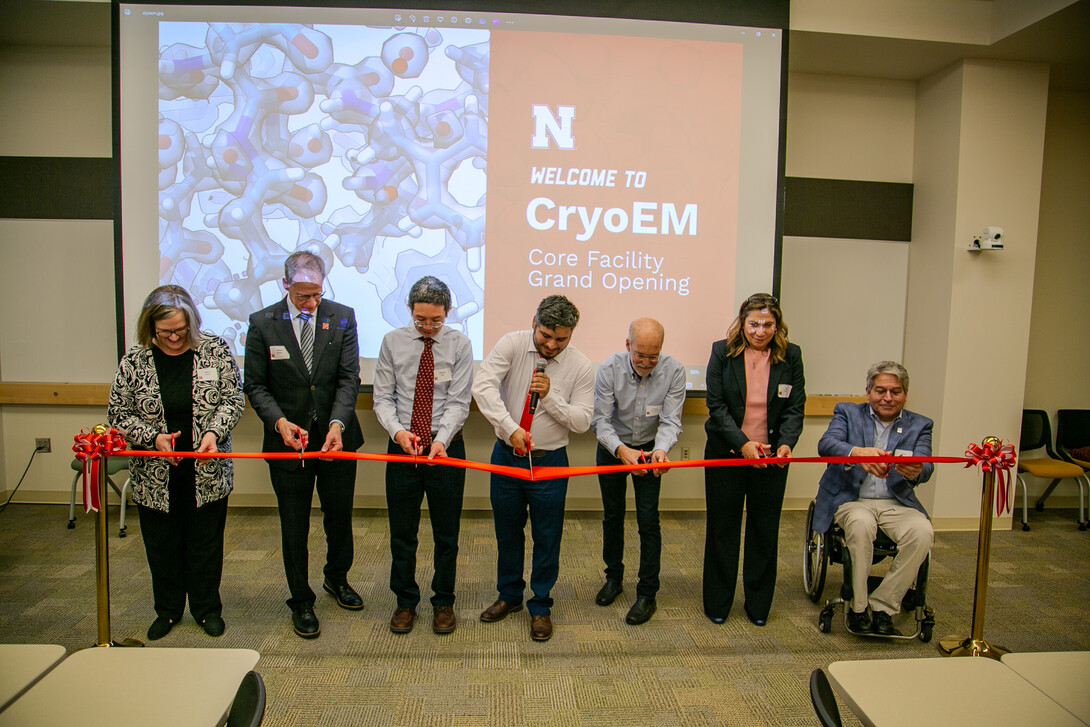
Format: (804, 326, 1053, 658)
(813, 361, 933, 636)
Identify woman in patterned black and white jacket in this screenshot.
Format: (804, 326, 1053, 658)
(108, 285, 244, 641)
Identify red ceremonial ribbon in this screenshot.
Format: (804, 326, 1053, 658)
(72, 428, 127, 513)
(964, 440, 1017, 516)
(108, 448, 969, 481)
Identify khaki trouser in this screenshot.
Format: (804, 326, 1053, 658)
(833, 498, 933, 615)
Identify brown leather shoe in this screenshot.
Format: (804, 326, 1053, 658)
(390, 606, 415, 633)
(480, 600, 524, 622)
(530, 614, 553, 641)
(432, 605, 456, 634)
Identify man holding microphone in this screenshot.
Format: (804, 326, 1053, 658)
(472, 295, 594, 641)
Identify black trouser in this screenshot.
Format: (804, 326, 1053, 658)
(597, 442, 662, 599)
(702, 453, 789, 621)
(137, 460, 228, 622)
(269, 457, 357, 609)
(385, 437, 466, 609)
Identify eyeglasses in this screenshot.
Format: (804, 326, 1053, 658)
(747, 294, 778, 305)
(155, 324, 190, 339)
(745, 321, 777, 332)
(413, 319, 444, 331)
(631, 352, 660, 363)
(288, 288, 323, 304)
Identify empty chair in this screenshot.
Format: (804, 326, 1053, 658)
(1057, 409, 1090, 529)
(809, 668, 842, 727)
(1017, 409, 1087, 530)
(226, 670, 266, 727)
(67, 456, 130, 536)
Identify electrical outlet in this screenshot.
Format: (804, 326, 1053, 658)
(681, 447, 690, 460)
(35, 438, 52, 453)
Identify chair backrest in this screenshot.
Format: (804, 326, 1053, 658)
(1020, 409, 1058, 457)
(1057, 409, 1090, 452)
(809, 668, 843, 727)
(226, 671, 266, 727)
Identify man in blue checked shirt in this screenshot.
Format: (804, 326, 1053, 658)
(591, 318, 685, 625)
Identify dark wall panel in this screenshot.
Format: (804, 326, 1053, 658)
(0, 157, 114, 220)
(784, 177, 913, 241)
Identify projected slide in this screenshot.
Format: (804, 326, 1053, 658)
(156, 22, 489, 359)
(122, 6, 784, 388)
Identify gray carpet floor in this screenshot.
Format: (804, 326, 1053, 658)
(1, 503, 1089, 726)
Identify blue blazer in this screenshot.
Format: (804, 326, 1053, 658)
(813, 402, 934, 533)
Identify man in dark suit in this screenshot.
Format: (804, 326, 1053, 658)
(244, 251, 364, 639)
(814, 360, 934, 636)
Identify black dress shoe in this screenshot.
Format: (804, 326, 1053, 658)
(480, 600, 523, 622)
(147, 616, 174, 641)
(595, 580, 623, 606)
(625, 598, 656, 625)
(707, 614, 727, 624)
(744, 606, 767, 627)
(847, 608, 872, 634)
(872, 610, 895, 635)
(323, 580, 364, 610)
(291, 605, 321, 639)
(201, 613, 225, 637)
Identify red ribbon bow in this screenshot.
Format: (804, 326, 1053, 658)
(72, 428, 127, 513)
(964, 440, 1017, 516)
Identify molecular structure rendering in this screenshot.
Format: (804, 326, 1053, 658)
(156, 22, 488, 356)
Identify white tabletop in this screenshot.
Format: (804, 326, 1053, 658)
(0, 647, 260, 727)
(1002, 651, 1090, 724)
(827, 657, 1085, 727)
(0, 645, 66, 712)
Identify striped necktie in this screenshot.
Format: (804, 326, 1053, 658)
(299, 312, 314, 374)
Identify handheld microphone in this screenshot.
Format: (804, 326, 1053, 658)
(528, 359, 546, 413)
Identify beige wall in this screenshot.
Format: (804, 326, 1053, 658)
(2, 38, 1084, 527)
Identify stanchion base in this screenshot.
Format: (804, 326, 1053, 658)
(938, 635, 1009, 659)
(90, 638, 145, 648)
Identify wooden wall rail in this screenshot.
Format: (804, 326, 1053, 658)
(0, 382, 864, 415)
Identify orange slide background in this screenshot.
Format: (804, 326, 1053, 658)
(484, 31, 743, 365)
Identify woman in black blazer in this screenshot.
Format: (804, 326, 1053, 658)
(703, 293, 805, 625)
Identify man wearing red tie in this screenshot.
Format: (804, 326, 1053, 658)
(373, 277, 473, 635)
(471, 295, 594, 641)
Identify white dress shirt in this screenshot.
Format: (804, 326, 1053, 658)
(472, 330, 594, 451)
(372, 323, 473, 446)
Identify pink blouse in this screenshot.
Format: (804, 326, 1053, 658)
(740, 347, 771, 446)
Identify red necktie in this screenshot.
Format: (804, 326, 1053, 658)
(409, 338, 435, 449)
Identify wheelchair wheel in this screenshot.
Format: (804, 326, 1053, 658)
(818, 608, 833, 634)
(919, 622, 934, 643)
(803, 500, 828, 603)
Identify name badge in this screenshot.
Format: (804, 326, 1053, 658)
(269, 345, 290, 360)
(433, 367, 452, 383)
(777, 384, 792, 398)
(196, 367, 219, 382)
(644, 405, 662, 417)
(894, 449, 913, 457)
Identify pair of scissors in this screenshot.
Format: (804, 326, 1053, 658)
(410, 433, 420, 468)
(296, 426, 308, 467)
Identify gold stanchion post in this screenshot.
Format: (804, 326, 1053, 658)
(938, 436, 1010, 658)
(88, 424, 142, 648)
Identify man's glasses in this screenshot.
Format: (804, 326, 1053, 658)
(631, 352, 660, 363)
(288, 288, 323, 304)
(413, 319, 444, 331)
